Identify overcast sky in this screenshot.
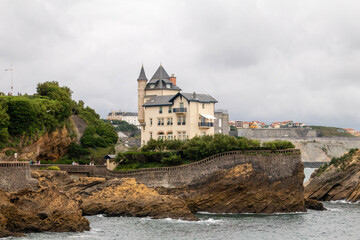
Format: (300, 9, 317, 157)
(1, 0, 359, 130)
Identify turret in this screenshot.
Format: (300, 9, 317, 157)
(137, 65, 147, 124)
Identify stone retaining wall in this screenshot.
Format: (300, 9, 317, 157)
(0, 162, 37, 191)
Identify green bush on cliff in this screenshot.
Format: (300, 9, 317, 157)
(262, 140, 295, 150)
(315, 148, 359, 176)
(0, 81, 117, 163)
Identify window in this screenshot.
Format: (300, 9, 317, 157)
(180, 102, 184, 109)
(168, 106, 172, 113)
(158, 118, 161, 126)
(219, 119, 222, 127)
(150, 132, 153, 139)
(166, 83, 171, 88)
(158, 131, 165, 140)
(167, 117, 173, 125)
(177, 116, 182, 125)
(150, 118, 153, 126)
(150, 84, 155, 89)
(202, 103, 205, 109)
(182, 131, 187, 140)
(167, 132, 173, 140)
(182, 116, 186, 125)
(159, 106, 163, 114)
(177, 131, 182, 140)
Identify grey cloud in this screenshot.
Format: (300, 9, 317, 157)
(0, 0, 360, 130)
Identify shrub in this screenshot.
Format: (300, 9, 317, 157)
(262, 140, 295, 150)
(47, 166, 60, 170)
(161, 153, 182, 166)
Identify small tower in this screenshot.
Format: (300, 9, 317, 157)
(137, 65, 148, 124)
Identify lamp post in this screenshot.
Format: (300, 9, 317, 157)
(4, 64, 13, 95)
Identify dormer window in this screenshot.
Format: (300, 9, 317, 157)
(150, 84, 155, 89)
(166, 83, 171, 88)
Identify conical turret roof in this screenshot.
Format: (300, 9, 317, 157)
(137, 65, 148, 81)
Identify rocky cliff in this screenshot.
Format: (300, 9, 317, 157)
(0, 179, 89, 238)
(157, 161, 306, 213)
(304, 149, 360, 202)
(0, 115, 87, 162)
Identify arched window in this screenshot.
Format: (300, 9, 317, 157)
(167, 131, 173, 140)
(158, 131, 165, 140)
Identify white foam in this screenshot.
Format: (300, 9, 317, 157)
(329, 200, 360, 204)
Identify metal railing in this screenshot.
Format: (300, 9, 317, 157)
(173, 108, 187, 113)
(198, 122, 214, 127)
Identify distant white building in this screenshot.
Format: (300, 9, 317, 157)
(107, 110, 139, 126)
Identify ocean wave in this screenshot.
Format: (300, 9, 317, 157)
(329, 200, 360, 204)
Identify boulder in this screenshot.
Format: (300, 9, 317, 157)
(0, 186, 89, 237)
(304, 198, 326, 210)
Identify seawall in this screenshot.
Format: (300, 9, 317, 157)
(31, 149, 301, 188)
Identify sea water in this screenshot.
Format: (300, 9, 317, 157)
(8, 168, 360, 240)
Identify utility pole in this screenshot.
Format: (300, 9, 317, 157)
(5, 64, 13, 95)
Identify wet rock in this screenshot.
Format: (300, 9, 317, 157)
(73, 178, 198, 221)
(304, 198, 326, 211)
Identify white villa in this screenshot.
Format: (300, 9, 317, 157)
(137, 64, 217, 146)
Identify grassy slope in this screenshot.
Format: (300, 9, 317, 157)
(310, 126, 355, 138)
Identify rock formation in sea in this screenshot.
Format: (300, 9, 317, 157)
(157, 161, 306, 213)
(34, 170, 198, 221)
(304, 149, 360, 202)
(0, 181, 89, 237)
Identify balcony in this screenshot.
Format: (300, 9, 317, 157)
(173, 108, 187, 113)
(198, 122, 214, 128)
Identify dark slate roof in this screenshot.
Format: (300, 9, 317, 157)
(142, 95, 174, 107)
(170, 92, 217, 103)
(150, 65, 170, 80)
(143, 92, 217, 107)
(145, 65, 182, 91)
(137, 65, 148, 81)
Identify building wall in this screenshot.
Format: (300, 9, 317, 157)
(214, 111, 229, 135)
(137, 80, 147, 123)
(141, 97, 215, 145)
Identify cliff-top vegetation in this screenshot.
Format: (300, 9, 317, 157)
(114, 135, 295, 170)
(0, 81, 117, 163)
(310, 126, 355, 138)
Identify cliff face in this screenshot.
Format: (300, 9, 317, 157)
(0, 115, 87, 162)
(304, 150, 360, 202)
(157, 160, 306, 213)
(293, 139, 360, 163)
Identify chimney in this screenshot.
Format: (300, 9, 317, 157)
(169, 73, 176, 85)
